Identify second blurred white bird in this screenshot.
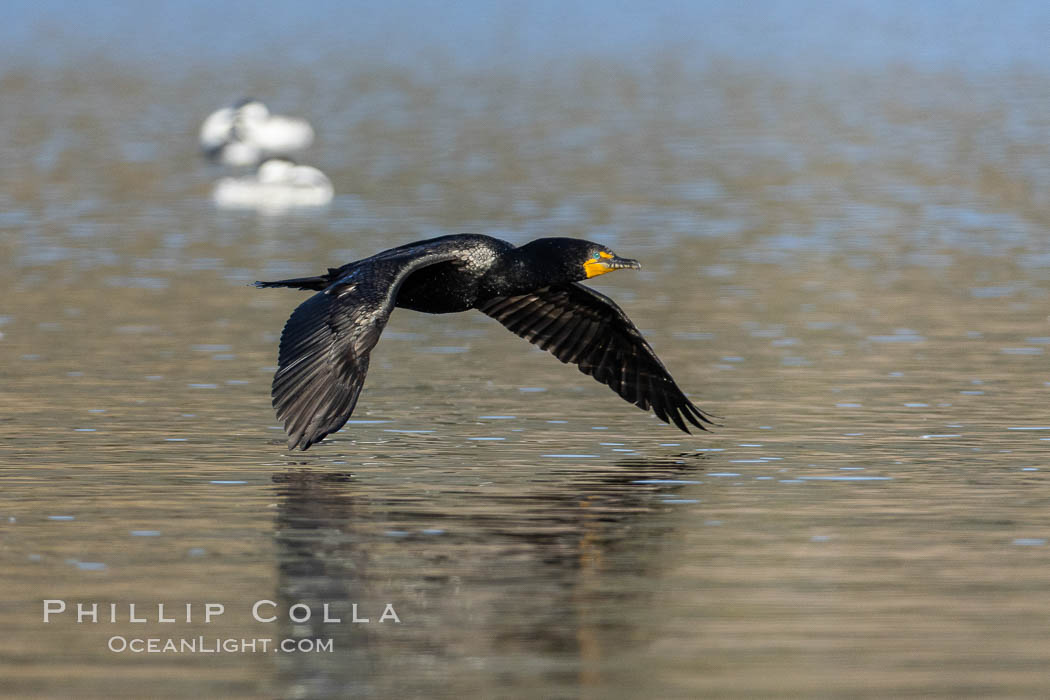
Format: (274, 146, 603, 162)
(213, 158, 333, 211)
(200, 99, 315, 167)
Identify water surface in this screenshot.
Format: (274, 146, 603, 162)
(2, 21, 1050, 699)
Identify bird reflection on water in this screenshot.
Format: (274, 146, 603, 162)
(268, 453, 706, 698)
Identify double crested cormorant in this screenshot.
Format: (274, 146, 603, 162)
(256, 235, 713, 450)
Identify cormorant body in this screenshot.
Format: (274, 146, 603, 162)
(256, 234, 713, 449)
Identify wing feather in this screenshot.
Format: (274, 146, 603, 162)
(479, 283, 713, 434)
(270, 248, 461, 450)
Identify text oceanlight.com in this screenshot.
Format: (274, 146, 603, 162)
(107, 637, 333, 654)
(42, 600, 402, 655)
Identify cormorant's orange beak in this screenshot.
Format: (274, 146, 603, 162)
(583, 251, 642, 278)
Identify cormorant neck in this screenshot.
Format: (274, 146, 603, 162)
(482, 243, 578, 297)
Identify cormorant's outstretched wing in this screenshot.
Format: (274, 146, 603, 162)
(270, 250, 459, 450)
(479, 283, 713, 433)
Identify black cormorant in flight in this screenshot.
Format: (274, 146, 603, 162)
(256, 235, 713, 450)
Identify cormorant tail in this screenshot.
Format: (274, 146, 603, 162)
(254, 276, 329, 291)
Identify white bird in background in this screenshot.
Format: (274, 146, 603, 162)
(199, 99, 315, 167)
(212, 158, 334, 212)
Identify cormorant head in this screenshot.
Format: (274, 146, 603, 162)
(580, 243, 642, 280)
(521, 238, 641, 282)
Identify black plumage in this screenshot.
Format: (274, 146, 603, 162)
(256, 234, 713, 450)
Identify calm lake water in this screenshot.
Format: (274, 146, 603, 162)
(3, 12, 1050, 698)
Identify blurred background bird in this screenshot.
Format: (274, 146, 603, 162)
(199, 98, 315, 167)
(212, 157, 333, 211)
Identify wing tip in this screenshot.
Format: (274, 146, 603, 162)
(287, 433, 323, 451)
(665, 400, 720, 434)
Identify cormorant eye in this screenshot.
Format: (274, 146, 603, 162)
(593, 252, 601, 260)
